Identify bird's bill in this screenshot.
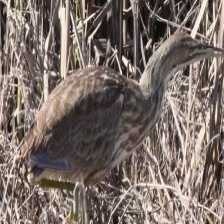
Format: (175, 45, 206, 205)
(198, 43, 224, 58)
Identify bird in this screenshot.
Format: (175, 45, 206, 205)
(19, 32, 224, 187)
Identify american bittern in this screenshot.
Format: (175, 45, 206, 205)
(20, 32, 224, 188)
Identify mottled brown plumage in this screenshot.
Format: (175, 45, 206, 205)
(21, 67, 150, 184)
(20, 32, 224, 186)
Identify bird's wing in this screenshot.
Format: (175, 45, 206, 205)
(21, 66, 127, 172)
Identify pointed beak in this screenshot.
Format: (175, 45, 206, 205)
(170, 43, 224, 75)
(199, 43, 224, 58)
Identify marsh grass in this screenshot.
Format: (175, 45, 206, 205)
(0, 0, 224, 223)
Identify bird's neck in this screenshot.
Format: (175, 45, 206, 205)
(139, 52, 170, 130)
(139, 51, 169, 100)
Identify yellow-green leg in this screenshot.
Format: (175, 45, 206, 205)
(70, 181, 88, 224)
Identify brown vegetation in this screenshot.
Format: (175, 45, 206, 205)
(0, 0, 224, 223)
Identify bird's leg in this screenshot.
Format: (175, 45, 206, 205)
(68, 183, 80, 222)
(80, 178, 89, 224)
(71, 180, 89, 224)
(75, 183, 80, 220)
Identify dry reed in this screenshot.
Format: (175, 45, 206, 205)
(0, 0, 223, 223)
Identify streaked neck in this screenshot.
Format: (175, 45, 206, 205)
(139, 49, 170, 99)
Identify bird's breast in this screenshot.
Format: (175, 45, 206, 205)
(109, 93, 150, 168)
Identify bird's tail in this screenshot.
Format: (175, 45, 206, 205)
(18, 124, 40, 160)
(15, 124, 40, 186)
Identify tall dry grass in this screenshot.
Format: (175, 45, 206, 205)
(0, 0, 224, 223)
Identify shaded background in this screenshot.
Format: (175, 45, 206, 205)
(0, 0, 224, 223)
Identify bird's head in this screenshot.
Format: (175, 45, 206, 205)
(140, 32, 224, 96)
(161, 32, 224, 75)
